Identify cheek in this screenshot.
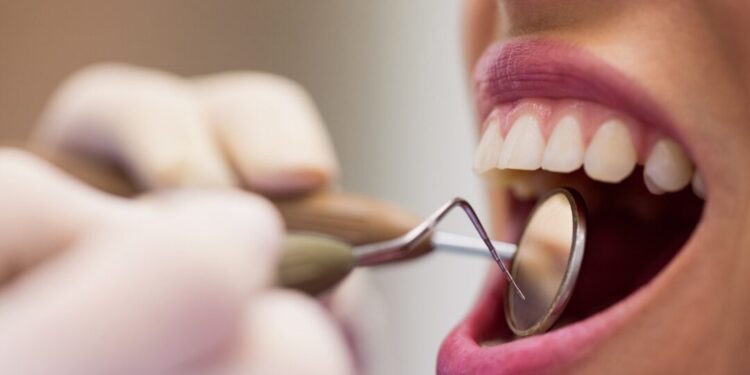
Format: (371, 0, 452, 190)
(463, 0, 499, 70)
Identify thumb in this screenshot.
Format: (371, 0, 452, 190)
(188, 290, 356, 375)
(0, 188, 284, 375)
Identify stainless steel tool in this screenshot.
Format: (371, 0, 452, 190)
(282, 188, 588, 337)
(35, 146, 588, 337)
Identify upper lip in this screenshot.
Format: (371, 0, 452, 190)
(438, 39, 701, 375)
(473, 39, 687, 157)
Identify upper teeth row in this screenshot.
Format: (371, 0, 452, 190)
(473, 109, 705, 198)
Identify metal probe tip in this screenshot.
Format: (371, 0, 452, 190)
(428, 198, 526, 301)
(352, 197, 526, 300)
(487, 241, 526, 301)
(454, 200, 526, 301)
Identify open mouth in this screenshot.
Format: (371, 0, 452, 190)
(438, 40, 706, 374)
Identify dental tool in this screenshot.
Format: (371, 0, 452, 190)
(34, 146, 588, 337)
(351, 197, 526, 300)
(279, 188, 587, 337)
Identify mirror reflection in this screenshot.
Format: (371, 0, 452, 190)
(507, 192, 575, 333)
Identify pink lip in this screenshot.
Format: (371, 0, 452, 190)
(437, 39, 678, 374)
(472, 39, 679, 142)
(437, 268, 639, 375)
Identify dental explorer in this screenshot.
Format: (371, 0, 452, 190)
(30, 147, 588, 337)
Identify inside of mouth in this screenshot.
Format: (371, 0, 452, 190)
(479, 167, 704, 344)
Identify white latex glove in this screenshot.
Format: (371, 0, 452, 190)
(0, 64, 393, 375)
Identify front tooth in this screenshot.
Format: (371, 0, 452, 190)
(497, 114, 544, 170)
(583, 119, 637, 183)
(473, 115, 503, 173)
(644, 176, 666, 195)
(542, 116, 584, 173)
(692, 172, 706, 199)
(643, 139, 694, 193)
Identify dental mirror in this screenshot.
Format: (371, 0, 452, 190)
(275, 187, 586, 337)
(505, 188, 587, 337)
(349, 187, 587, 336)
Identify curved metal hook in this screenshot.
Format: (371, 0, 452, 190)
(353, 197, 526, 300)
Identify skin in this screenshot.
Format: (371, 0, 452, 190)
(464, 0, 750, 373)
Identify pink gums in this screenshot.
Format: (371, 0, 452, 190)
(482, 98, 667, 164)
(474, 39, 687, 164)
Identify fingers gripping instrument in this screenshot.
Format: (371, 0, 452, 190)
(31, 147, 589, 337)
(31, 145, 523, 294)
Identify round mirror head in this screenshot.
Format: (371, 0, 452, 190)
(505, 188, 587, 337)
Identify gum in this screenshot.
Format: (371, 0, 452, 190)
(482, 98, 672, 165)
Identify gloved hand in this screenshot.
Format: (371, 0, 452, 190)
(0, 64, 391, 375)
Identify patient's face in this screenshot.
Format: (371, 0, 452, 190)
(438, 1, 750, 374)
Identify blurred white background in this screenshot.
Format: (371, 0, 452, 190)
(0, 1, 491, 373)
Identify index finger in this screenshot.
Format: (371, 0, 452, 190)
(194, 73, 340, 196)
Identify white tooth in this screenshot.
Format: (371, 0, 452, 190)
(497, 115, 544, 170)
(542, 116, 584, 173)
(692, 172, 706, 199)
(583, 120, 637, 183)
(644, 139, 694, 192)
(644, 175, 666, 195)
(473, 116, 503, 174)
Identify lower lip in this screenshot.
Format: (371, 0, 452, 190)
(437, 267, 645, 375)
(438, 192, 660, 375)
